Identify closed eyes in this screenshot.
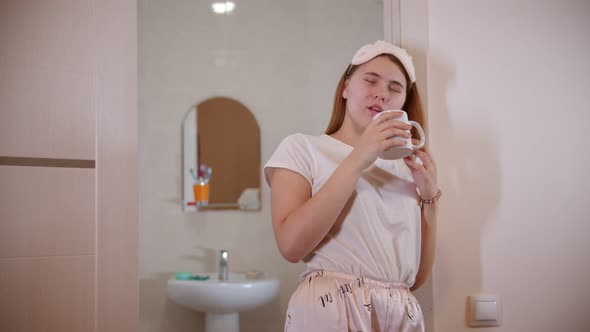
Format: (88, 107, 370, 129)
(363, 73, 404, 93)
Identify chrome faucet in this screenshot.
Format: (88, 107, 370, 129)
(218, 249, 228, 281)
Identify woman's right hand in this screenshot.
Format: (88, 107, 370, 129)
(347, 111, 412, 171)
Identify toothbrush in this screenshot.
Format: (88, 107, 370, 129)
(197, 164, 212, 184)
(204, 166, 212, 183)
(199, 164, 207, 179)
(189, 168, 197, 182)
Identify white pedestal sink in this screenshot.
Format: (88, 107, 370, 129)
(167, 272, 280, 332)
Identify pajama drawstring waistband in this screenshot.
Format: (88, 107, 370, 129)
(302, 269, 411, 290)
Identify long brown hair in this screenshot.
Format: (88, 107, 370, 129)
(325, 54, 426, 139)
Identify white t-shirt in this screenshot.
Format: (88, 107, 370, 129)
(264, 133, 422, 286)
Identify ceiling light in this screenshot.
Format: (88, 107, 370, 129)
(212, 2, 235, 14)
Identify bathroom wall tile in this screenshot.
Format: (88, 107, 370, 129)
(0, 0, 96, 160)
(0, 166, 95, 258)
(0, 255, 95, 332)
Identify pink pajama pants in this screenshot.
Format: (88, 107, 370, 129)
(284, 270, 425, 332)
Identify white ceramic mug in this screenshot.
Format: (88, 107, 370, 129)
(372, 110, 425, 160)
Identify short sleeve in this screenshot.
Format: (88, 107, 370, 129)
(264, 133, 313, 187)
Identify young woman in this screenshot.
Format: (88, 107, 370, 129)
(265, 40, 441, 331)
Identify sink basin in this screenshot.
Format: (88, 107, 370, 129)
(167, 272, 280, 332)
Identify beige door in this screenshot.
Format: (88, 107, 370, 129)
(0, 1, 138, 331)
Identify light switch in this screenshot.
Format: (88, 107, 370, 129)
(469, 295, 501, 327)
(475, 300, 498, 320)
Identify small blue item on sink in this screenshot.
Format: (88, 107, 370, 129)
(175, 272, 193, 280)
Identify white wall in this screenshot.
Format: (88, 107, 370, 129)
(138, 1, 385, 331)
(423, 1, 590, 331)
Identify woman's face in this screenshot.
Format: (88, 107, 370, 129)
(343, 55, 408, 131)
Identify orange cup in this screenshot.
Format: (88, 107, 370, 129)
(193, 183, 210, 206)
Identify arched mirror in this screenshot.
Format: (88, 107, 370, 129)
(182, 97, 261, 211)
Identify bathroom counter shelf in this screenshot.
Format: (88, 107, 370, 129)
(186, 201, 241, 210)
